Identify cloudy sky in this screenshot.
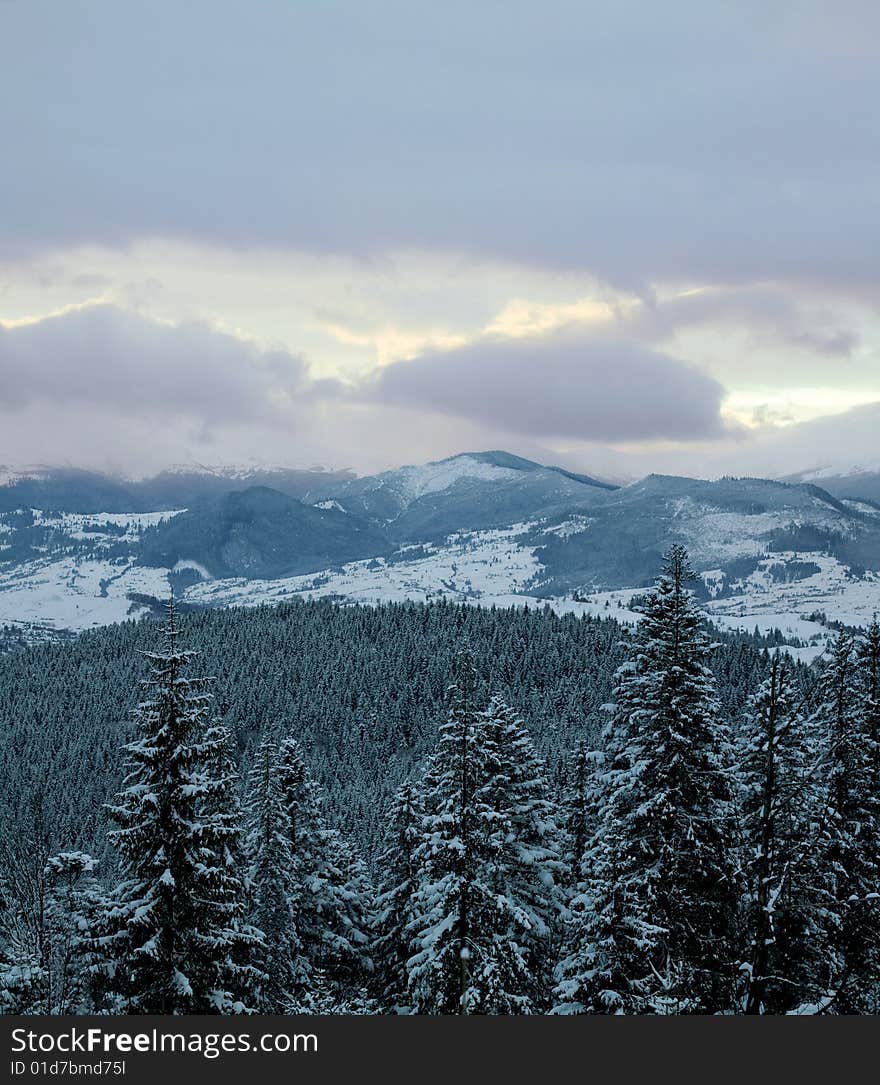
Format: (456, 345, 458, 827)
(2, 0, 879, 480)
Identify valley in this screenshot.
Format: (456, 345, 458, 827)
(3, 451, 880, 656)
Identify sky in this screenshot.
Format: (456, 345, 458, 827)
(1, 0, 879, 481)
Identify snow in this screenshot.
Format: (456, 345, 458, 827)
(541, 517, 592, 538)
(0, 554, 173, 632)
(572, 552, 880, 661)
(0, 509, 187, 633)
(24, 509, 185, 546)
(2, 487, 879, 650)
(184, 523, 543, 609)
(672, 499, 852, 563)
(793, 460, 880, 482)
(357, 456, 522, 513)
(703, 552, 880, 629)
(0, 466, 50, 486)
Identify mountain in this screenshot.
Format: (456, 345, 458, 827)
(782, 467, 880, 509)
(2, 450, 880, 646)
(0, 464, 352, 513)
(311, 451, 616, 541)
(137, 485, 389, 580)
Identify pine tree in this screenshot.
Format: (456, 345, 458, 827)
(0, 841, 103, 1015)
(245, 737, 305, 1010)
(477, 696, 564, 1009)
(43, 852, 105, 1014)
(0, 800, 52, 1013)
(407, 652, 537, 1013)
(858, 618, 880, 805)
(555, 545, 740, 1014)
(199, 724, 266, 1011)
(100, 602, 256, 1013)
(816, 631, 880, 1013)
(276, 736, 373, 996)
(406, 650, 484, 1012)
(372, 780, 423, 1011)
(560, 740, 595, 891)
(738, 653, 828, 1013)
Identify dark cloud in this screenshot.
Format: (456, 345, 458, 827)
(354, 333, 730, 441)
(1, 2, 879, 291)
(0, 304, 307, 426)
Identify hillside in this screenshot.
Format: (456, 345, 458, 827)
(2, 452, 880, 645)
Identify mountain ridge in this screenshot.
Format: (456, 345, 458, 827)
(2, 450, 880, 645)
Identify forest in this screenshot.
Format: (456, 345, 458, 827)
(1, 545, 878, 1015)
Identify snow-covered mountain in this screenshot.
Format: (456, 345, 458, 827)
(3, 451, 880, 651)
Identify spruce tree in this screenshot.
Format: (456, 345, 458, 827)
(199, 724, 266, 1010)
(407, 651, 540, 1013)
(0, 844, 102, 1014)
(816, 631, 880, 1013)
(738, 653, 828, 1013)
(43, 852, 104, 1014)
(858, 618, 880, 803)
(555, 545, 740, 1014)
(101, 602, 256, 1013)
(478, 695, 564, 1009)
(407, 650, 487, 1012)
(372, 780, 423, 1010)
(276, 736, 373, 995)
(245, 737, 305, 1010)
(560, 740, 595, 891)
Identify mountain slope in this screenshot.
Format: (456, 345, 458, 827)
(137, 486, 389, 579)
(0, 464, 352, 513)
(315, 450, 616, 542)
(2, 453, 880, 641)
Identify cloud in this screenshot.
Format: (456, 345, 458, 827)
(0, 303, 308, 427)
(2, 2, 880, 294)
(0, 304, 734, 476)
(624, 285, 861, 358)
(481, 284, 860, 361)
(351, 333, 730, 442)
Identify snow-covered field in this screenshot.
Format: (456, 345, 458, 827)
(29, 508, 182, 544)
(0, 555, 173, 632)
(185, 524, 545, 609)
(572, 552, 880, 661)
(0, 510, 183, 633)
(703, 552, 880, 628)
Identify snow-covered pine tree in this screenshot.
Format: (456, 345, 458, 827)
(198, 723, 266, 1011)
(245, 737, 305, 1010)
(0, 800, 52, 1013)
(43, 852, 105, 1014)
(0, 946, 43, 1015)
(560, 740, 598, 890)
(276, 736, 373, 996)
(554, 545, 740, 1014)
(738, 653, 829, 1013)
(477, 695, 564, 1010)
(858, 618, 880, 804)
(100, 601, 256, 1014)
(406, 649, 496, 1013)
(0, 834, 103, 1014)
(407, 651, 547, 1013)
(371, 779, 423, 1011)
(816, 631, 880, 1013)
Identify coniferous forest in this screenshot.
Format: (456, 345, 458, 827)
(1, 546, 879, 1015)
